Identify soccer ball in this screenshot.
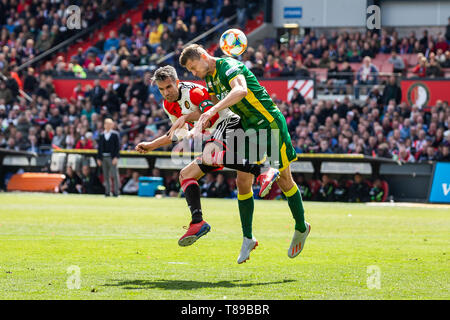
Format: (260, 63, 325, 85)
(219, 29, 248, 57)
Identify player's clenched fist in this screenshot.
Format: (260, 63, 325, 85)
(135, 142, 154, 153)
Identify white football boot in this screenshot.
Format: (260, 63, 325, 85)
(287, 222, 311, 258)
(237, 237, 258, 264)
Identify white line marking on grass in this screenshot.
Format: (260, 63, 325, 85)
(167, 262, 189, 265)
(366, 202, 450, 209)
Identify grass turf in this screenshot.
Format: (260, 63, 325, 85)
(0, 192, 449, 300)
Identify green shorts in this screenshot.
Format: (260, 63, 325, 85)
(239, 112, 297, 171)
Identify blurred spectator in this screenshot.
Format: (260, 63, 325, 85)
(201, 173, 215, 197)
(437, 144, 450, 161)
(60, 166, 82, 194)
(334, 178, 349, 202)
(388, 51, 405, 75)
(122, 171, 140, 195)
(75, 133, 94, 149)
(316, 174, 335, 201)
(296, 174, 312, 201)
(381, 76, 402, 105)
(418, 145, 438, 161)
(119, 18, 133, 38)
(369, 179, 385, 202)
(104, 30, 120, 52)
(165, 171, 181, 197)
(348, 173, 369, 202)
(80, 164, 104, 194)
(52, 126, 65, 149)
(206, 173, 231, 198)
(412, 56, 427, 77)
(354, 56, 379, 99)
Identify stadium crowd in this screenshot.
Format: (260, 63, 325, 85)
(0, 0, 449, 197)
(0, 0, 135, 70)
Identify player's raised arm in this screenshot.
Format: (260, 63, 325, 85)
(195, 75, 247, 131)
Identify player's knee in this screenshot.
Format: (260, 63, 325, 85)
(179, 169, 186, 184)
(179, 167, 192, 183)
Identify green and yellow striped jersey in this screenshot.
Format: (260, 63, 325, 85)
(204, 57, 281, 130)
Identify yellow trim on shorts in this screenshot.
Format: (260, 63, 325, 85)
(237, 191, 253, 201)
(283, 185, 298, 198)
(255, 154, 267, 165)
(279, 143, 298, 172)
(245, 89, 275, 123)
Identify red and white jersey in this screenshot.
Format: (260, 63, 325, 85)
(162, 81, 238, 132)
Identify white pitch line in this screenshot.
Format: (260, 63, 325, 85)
(366, 202, 450, 209)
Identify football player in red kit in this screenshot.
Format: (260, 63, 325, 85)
(136, 66, 279, 250)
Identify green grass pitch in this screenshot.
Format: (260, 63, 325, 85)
(0, 192, 449, 300)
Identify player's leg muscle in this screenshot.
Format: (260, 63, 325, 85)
(179, 161, 204, 184)
(277, 165, 296, 193)
(236, 171, 253, 195)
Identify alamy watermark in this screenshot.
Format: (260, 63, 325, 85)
(366, 5, 381, 30)
(366, 265, 381, 289)
(66, 5, 81, 30)
(170, 128, 281, 168)
(66, 265, 81, 289)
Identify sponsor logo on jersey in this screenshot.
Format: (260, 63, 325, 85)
(225, 66, 239, 76)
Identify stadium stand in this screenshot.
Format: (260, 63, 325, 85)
(0, 0, 449, 200)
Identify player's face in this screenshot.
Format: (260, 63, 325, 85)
(185, 57, 209, 79)
(156, 78, 179, 102)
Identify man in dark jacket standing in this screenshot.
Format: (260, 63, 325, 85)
(381, 75, 402, 106)
(97, 118, 121, 197)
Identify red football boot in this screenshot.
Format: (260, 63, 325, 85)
(178, 220, 211, 247)
(256, 167, 280, 198)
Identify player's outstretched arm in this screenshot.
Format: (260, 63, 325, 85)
(135, 134, 172, 153)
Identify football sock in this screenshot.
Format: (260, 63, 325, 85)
(237, 191, 254, 239)
(212, 150, 262, 177)
(283, 185, 307, 232)
(181, 178, 203, 224)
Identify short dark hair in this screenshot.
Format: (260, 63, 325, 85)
(151, 65, 178, 83)
(179, 44, 205, 67)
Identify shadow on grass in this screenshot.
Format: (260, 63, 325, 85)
(103, 279, 296, 290)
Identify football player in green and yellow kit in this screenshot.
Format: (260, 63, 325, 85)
(179, 44, 311, 263)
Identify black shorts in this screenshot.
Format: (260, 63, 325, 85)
(198, 116, 242, 174)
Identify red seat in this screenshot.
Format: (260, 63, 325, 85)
(380, 63, 393, 73)
(381, 180, 389, 202)
(374, 53, 391, 63)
